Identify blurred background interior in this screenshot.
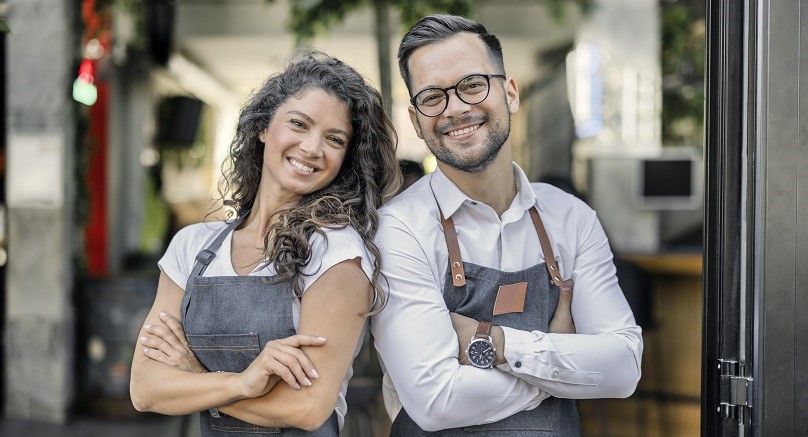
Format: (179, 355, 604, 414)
(2, 0, 709, 436)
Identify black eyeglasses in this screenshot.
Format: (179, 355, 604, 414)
(410, 74, 506, 117)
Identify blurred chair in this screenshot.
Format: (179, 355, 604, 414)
(343, 333, 384, 437)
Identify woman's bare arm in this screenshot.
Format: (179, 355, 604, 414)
(215, 259, 372, 431)
(129, 272, 249, 414)
(130, 272, 325, 415)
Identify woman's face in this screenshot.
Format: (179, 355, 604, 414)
(258, 87, 352, 202)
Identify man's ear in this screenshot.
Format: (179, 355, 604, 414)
(505, 77, 520, 113)
(408, 106, 424, 139)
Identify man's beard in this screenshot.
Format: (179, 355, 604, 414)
(422, 111, 510, 174)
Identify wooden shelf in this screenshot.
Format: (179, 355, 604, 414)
(620, 252, 703, 276)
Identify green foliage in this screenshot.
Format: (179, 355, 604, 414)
(274, 0, 475, 43)
(276, 0, 593, 40)
(661, 1, 705, 146)
(544, 0, 590, 23)
(287, 0, 365, 43)
(396, 0, 475, 29)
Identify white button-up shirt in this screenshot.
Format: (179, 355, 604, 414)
(370, 163, 643, 431)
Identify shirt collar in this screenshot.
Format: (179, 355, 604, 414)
(513, 163, 544, 212)
(428, 162, 544, 219)
(428, 166, 467, 218)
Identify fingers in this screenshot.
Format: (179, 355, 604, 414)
(142, 323, 186, 355)
(277, 334, 327, 348)
(140, 322, 206, 372)
(140, 334, 184, 367)
(158, 312, 189, 344)
(549, 286, 576, 334)
(142, 345, 174, 366)
(557, 288, 573, 306)
(261, 340, 321, 389)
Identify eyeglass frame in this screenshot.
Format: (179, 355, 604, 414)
(409, 73, 507, 117)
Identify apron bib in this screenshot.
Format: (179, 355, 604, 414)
(180, 217, 338, 437)
(390, 205, 582, 436)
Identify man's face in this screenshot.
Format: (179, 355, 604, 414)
(406, 33, 519, 174)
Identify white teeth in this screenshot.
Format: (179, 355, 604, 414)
(290, 159, 315, 173)
(448, 124, 481, 137)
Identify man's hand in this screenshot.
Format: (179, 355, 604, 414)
(548, 284, 576, 334)
(449, 312, 478, 365)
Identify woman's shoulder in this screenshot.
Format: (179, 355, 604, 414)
(172, 220, 231, 244)
(165, 220, 232, 258)
(312, 225, 367, 253)
(300, 225, 375, 291)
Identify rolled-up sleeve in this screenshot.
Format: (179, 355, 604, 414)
(498, 209, 643, 399)
(370, 214, 547, 431)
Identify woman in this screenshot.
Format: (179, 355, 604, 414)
(129, 50, 401, 436)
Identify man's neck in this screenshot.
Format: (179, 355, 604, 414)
(438, 153, 517, 216)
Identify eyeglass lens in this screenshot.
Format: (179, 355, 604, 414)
(414, 74, 492, 117)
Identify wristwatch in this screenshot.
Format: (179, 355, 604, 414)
(466, 320, 496, 369)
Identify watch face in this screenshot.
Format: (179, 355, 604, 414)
(467, 339, 496, 368)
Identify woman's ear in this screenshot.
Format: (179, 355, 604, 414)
(258, 128, 267, 144)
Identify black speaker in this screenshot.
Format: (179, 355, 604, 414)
(158, 96, 203, 148)
(148, 0, 175, 66)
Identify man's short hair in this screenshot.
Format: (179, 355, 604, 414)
(397, 14, 505, 95)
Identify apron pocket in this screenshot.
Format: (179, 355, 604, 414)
(187, 332, 261, 373)
(208, 417, 281, 434)
(461, 423, 553, 433)
(189, 333, 284, 434)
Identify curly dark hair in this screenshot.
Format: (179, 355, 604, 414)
(216, 50, 401, 313)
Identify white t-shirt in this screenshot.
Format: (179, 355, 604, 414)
(158, 220, 375, 429)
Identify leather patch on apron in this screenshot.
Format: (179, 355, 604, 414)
(493, 281, 528, 315)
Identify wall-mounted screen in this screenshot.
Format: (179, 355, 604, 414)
(634, 150, 702, 210)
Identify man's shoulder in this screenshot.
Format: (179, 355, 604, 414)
(381, 179, 435, 217)
(530, 182, 592, 214)
(378, 179, 439, 235)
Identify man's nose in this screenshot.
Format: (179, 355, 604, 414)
(444, 89, 472, 116)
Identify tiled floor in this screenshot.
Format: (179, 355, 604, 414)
(0, 414, 197, 437)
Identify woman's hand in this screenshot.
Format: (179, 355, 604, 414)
(235, 334, 327, 399)
(140, 312, 207, 373)
(548, 282, 576, 334)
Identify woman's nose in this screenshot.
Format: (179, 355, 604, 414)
(298, 137, 324, 157)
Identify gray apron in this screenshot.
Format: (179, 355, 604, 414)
(390, 205, 582, 436)
(180, 216, 339, 436)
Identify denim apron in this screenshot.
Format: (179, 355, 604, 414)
(390, 204, 582, 436)
(180, 216, 339, 436)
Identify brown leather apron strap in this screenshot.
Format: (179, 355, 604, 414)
(528, 207, 572, 291)
(439, 210, 467, 287)
(438, 201, 572, 291)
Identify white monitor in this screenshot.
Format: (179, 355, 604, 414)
(585, 146, 703, 253)
(633, 148, 703, 211)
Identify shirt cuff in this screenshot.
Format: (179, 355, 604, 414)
(497, 326, 550, 373)
(496, 326, 605, 387)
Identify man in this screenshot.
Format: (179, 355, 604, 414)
(370, 14, 643, 436)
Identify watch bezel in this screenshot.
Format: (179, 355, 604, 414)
(466, 337, 496, 369)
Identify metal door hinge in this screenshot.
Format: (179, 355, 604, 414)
(718, 359, 753, 425)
